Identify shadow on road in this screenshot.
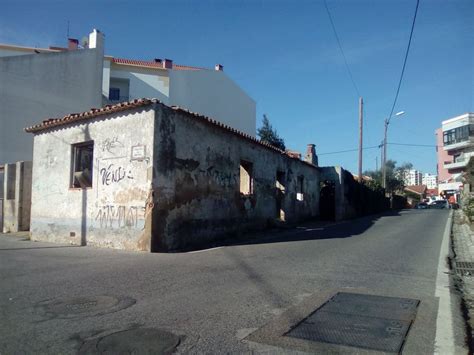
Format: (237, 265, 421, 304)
(180, 210, 403, 252)
(0, 245, 81, 251)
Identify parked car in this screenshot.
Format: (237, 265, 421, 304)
(415, 202, 428, 209)
(429, 200, 449, 209)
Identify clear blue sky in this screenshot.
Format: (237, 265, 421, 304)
(1, 0, 472, 175)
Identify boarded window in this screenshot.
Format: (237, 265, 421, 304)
(71, 141, 94, 188)
(297, 176, 304, 201)
(239, 160, 253, 195)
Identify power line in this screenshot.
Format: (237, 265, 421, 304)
(319, 145, 379, 156)
(319, 142, 437, 156)
(323, 0, 361, 97)
(389, 142, 438, 148)
(387, 0, 420, 124)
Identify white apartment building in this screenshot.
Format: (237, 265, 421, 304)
(422, 173, 438, 189)
(0, 29, 256, 164)
(404, 169, 423, 186)
(437, 112, 474, 194)
(441, 113, 474, 174)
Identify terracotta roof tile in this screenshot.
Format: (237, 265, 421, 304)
(24, 98, 314, 164)
(405, 185, 427, 195)
(112, 57, 206, 71)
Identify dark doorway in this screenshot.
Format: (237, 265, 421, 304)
(320, 180, 336, 221)
(276, 171, 286, 220)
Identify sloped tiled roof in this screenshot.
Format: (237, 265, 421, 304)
(112, 57, 206, 71)
(405, 184, 427, 195)
(24, 99, 312, 162)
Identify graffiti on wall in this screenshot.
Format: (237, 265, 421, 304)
(99, 164, 134, 185)
(101, 136, 124, 153)
(196, 166, 238, 188)
(95, 204, 145, 229)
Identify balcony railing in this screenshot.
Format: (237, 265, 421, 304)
(108, 95, 130, 103)
(444, 152, 474, 170)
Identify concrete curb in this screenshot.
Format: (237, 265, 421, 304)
(451, 209, 474, 353)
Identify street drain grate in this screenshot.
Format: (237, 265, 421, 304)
(286, 292, 419, 353)
(79, 328, 180, 354)
(36, 295, 136, 319)
(455, 261, 474, 276)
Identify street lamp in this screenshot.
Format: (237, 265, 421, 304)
(382, 111, 406, 190)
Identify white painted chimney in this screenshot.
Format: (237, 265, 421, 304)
(88, 29, 104, 50)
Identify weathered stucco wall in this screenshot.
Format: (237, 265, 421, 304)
(30, 108, 155, 250)
(2, 161, 32, 232)
(319, 166, 389, 221)
(150, 104, 319, 252)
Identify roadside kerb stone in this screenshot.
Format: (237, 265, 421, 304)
(452, 209, 474, 350)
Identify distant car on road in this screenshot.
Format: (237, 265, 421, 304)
(415, 202, 428, 209)
(429, 200, 449, 209)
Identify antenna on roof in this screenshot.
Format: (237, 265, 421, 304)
(80, 36, 89, 49)
(67, 20, 70, 39)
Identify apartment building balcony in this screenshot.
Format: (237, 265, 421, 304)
(443, 137, 474, 152)
(444, 152, 474, 170)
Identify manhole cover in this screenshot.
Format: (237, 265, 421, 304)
(286, 292, 419, 353)
(37, 295, 136, 319)
(79, 328, 180, 355)
(455, 261, 474, 276)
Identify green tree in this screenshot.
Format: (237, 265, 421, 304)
(363, 160, 412, 194)
(257, 114, 286, 151)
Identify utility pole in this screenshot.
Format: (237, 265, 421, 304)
(358, 97, 363, 181)
(375, 156, 378, 171)
(382, 119, 388, 189)
(380, 140, 384, 174)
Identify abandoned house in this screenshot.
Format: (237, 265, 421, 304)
(25, 99, 323, 252)
(25, 99, 388, 252)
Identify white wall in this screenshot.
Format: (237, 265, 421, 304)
(109, 65, 170, 103)
(102, 59, 111, 98)
(30, 108, 155, 250)
(169, 69, 256, 137)
(442, 113, 474, 131)
(0, 49, 103, 164)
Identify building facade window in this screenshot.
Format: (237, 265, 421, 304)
(71, 141, 94, 188)
(239, 160, 253, 195)
(443, 124, 472, 146)
(297, 176, 304, 201)
(109, 88, 120, 101)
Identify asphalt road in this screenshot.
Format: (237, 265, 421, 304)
(0, 209, 466, 354)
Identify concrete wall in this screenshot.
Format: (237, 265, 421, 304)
(319, 166, 389, 221)
(0, 49, 103, 164)
(108, 65, 169, 103)
(150, 104, 318, 252)
(2, 161, 32, 232)
(169, 70, 256, 137)
(30, 108, 155, 250)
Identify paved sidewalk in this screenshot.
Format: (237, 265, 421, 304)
(451, 210, 474, 350)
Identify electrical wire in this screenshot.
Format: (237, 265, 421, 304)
(386, 0, 420, 124)
(319, 142, 438, 156)
(319, 145, 379, 156)
(323, 0, 361, 98)
(389, 142, 438, 148)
